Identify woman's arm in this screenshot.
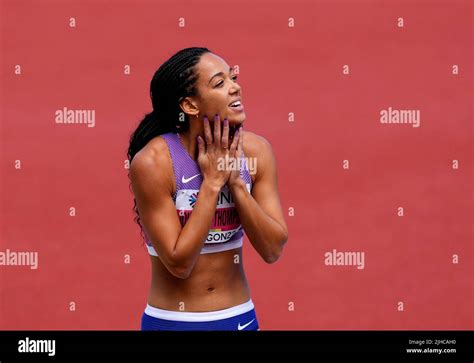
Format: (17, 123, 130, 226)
(229, 132, 288, 263)
(130, 143, 221, 279)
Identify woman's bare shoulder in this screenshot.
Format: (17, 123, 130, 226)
(242, 130, 272, 159)
(133, 135, 170, 165)
(130, 135, 174, 192)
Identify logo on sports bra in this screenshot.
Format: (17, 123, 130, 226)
(182, 173, 201, 183)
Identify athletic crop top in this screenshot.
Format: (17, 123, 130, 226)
(143, 132, 253, 256)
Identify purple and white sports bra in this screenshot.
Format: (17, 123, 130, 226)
(143, 132, 253, 256)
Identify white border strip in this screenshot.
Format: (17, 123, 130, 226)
(146, 244, 158, 256)
(201, 237, 242, 254)
(144, 299, 254, 322)
(147, 236, 243, 257)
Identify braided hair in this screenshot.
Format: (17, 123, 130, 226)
(127, 46, 211, 244)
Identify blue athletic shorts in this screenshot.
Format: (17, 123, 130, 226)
(141, 299, 260, 331)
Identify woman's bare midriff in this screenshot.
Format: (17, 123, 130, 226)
(147, 247, 251, 312)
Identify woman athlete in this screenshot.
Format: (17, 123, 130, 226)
(127, 47, 288, 331)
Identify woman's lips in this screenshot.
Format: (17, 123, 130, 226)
(229, 103, 244, 112)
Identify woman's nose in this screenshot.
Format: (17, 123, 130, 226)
(230, 82, 241, 94)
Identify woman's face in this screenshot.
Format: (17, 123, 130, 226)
(188, 52, 246, 129)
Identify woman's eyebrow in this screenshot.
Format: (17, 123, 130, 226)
(208, 67, 234, 84)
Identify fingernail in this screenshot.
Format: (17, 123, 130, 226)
(197, 136, 201, 143)
(224, 118, 228, 125)
(203, 116, 208, 122)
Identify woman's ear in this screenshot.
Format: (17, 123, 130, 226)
(179, 97, 199, 118)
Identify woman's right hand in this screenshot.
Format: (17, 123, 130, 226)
(197, 114, 240, 191)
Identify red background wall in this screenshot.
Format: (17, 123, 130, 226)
(0, 0, 472, 330)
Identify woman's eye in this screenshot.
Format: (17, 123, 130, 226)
(215, 75, 238, 87)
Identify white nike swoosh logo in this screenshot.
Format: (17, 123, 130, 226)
(182, 174, 201, 183)
(237, 318, 255, 330)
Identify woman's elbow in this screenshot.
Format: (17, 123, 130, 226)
(263, 253, 280, 264)
(263, 233, 288, 264)
(166, 252, 194, 279)
(170, 265, 192, 279)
